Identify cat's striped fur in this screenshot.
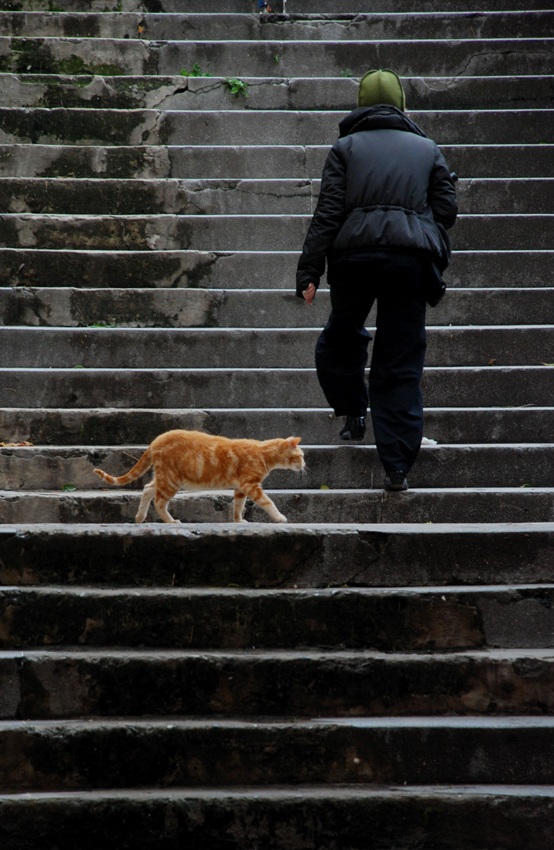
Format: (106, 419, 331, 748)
(94, 429, 305, 524)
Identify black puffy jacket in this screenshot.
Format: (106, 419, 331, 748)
(296, 104, 458, 296)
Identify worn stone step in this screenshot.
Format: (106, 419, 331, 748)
(0, 177, 322, 216)
(0, 365, 552, 408)
(1, 716, 553, 794)
(3, 73, 552, 112)
(1, 443, 553, 492)
(1, 646, 553, 719)
(0, 521, 551, 588)
(2, 584, 552, 651)
(2, 784, 554, 850)
(3, 287, 554, 329)
(4, 11, 551, 41)
(2, 36, 551, 78)
(1, 177, 551, 215)
(0, 326, 552, 368)
(0, 213, 550, 252)
(2, 143, 551, 180)
(1, 487, 553, 525)
(0, 249, 551, 290)
(0, 784, 552, 850)
(2, 406, 553, 447)
(1, 108, 551, 146)
(5, 0, 552, 11)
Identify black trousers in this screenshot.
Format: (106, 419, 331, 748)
(315, 251, 427, 474)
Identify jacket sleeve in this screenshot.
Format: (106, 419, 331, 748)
(296, 144, 347, 297)
(428, 146, 458, 230)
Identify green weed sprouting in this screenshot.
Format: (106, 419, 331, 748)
(180, 63, 211, 78)
(225, 77, 249, 97)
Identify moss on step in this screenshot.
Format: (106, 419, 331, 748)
(3, 39, 124, 75)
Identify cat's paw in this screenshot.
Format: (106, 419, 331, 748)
(274, 514, 287, 523)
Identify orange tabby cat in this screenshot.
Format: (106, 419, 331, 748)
(93, 429, 305, 524)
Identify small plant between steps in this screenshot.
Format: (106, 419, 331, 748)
(225, 77, 249, 98)
(180, 63, 211, 78)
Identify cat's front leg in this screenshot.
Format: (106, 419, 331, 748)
(154, 496, 181, 524)
(244, 484, 287, 523)
(233, 490, 248, 523)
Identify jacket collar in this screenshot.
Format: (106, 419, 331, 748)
(338, 104, 427, 139)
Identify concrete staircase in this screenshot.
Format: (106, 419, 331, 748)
(0, 0, 553, 846)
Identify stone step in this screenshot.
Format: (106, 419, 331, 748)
(1, 717, 553, 793)
(3, 287, 554, 328)
(2, 36, 551, 78)
(2, 584, 552, 650)
(1, 177, 551, 215)
(4, 11, 551, 41)
(0, 249, 551, 290)
(1, 646, 553, 719)
(0, 785, 552, 850)
(2, 406, 553, 447)
(1, 487, 553, 525)
(4, 73, 553, 112)
(1, 108, 552, 146)
(1, 213, 550, 251)
(2, 143, 551, 180)
(0, 365, 551, 408)
(1, 522, 551, 588)
(2, 443, 553, 492)
(0, 326, 552, 368)
(5, 0, 551, 11)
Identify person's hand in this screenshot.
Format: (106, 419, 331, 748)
(302, 283, 316, 305)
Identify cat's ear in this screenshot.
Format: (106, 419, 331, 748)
(286, 436, 302, 446)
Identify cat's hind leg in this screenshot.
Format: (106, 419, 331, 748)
(154, 485, 181, 524)
(242, 483, 287, 523)
(135, 479, 155, 523)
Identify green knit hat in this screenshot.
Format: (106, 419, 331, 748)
(357, 69, 406, 111)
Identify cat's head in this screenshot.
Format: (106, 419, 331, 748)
(283, 436, 305, 472)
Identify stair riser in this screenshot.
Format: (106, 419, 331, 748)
(0, 790, 552, 850)
(1, 109, 552, 146)
(2, 652, 553, 719)
(1, 490, 553, 525)
(4, 74, 553, 112)
(1, 178, 551, 215)
(1, 721, 553, 792)
(2, 37, 551, 78)
(4, 12, 552, 40)
(2, 407, 553, 446)
(0, 367, 551, 408)
(2, 144, 552, 180)
(0, 249, 551, 290)
(0, 327, 551, 367)
(0, 214, 550, 251)
(1, 523, 551, 588)
(2, 587, 552, 650)
(3, 444, 553, 490)
(5, 0, 552, 12)
(4, 287, 554, 328)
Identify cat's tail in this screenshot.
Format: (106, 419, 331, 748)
(94, 448, 152, 487)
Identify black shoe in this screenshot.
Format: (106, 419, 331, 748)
(339, 415, 366, 441)
(384, 470, 409, 491)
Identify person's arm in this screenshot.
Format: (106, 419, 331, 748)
(428, 147, 458, 229)
(296, 145, 347, 298)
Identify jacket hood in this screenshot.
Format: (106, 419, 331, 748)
(358, 69, 406, 110)
(338, 105, 427, 139)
